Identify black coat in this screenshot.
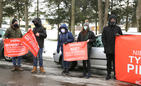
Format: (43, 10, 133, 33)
(102, 25, 122, 54)
(32, 18, 47, 48)
(77, 31, 96, 49)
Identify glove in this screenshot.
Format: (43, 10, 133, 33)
(57, 49, 59, 53)
(64, 42, 68, 45)
(116, 33, 120, 36)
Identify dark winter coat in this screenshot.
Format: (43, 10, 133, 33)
(4, 27, 22, 38)
(77, 31, 96, 49)
(102, 15, 123, 54)
(32, 18, 47, 48)
(57, 24, 74, 53)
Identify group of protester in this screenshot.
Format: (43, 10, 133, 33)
(4, 18, 47, 73)
(4, 14, 122, 80)
(57, 15, 123, 80)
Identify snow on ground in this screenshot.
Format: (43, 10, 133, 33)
(43, 39, 57, 60)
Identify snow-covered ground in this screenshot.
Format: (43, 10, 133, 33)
(43, 39, 57, 60)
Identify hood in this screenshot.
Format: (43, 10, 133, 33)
(32, 18, 42, 26)
(108, 15, 117, 26)
(59, 24, 68, 32)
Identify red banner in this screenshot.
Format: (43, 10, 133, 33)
(4, 38, 28, 57)
(22, 30, 39, 57)
(63, 41, 88, 61)
(115, 35, 141, 85)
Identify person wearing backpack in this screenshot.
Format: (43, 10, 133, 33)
(57, 24, 74, 75)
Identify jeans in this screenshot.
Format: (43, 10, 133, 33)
(12, 57, 22, 67)
(61, 50, 69, 70)
(33, 48, 43, 67)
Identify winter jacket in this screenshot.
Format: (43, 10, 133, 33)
(102, 15, 123, 54)
(4, 27, 22, 38)
(32, 18, 47, 48)
(57, 24, 74, 53)
(77, 31, 96, 49)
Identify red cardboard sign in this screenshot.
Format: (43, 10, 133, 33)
(63, 41, 88, 61)
(22, 30, 39, 57)
(4, 38, 28, 57)
(115, 35, 141, 85)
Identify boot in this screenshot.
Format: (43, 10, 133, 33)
(40, 67, 45, 73)
(61, 69, 66, 75)
(31, 66, 37, 73)
(11, 66, 17, 71)
(106, 74, 111, 80)
(17, 66, 24, 71)
(114, 76, 116, 80)
(65, 69, 70, 75)
(86, 72, 91, 79)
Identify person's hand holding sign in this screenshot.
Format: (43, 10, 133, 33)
(36, 32, 40, 37)
(28, 28, 32, 32)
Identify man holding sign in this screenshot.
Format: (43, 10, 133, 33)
(4, 19, 23, 71)
(102, 15, 123, 80)
(31, 18, 47, 73)
(77, 22, 96, 78)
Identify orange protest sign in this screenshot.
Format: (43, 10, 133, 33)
(22, 30, 39, 57)
(63, 41, 88, 61)
(115, 35, 141, 85)
(4, 38, 28, 57)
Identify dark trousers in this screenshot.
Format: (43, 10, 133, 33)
(83, 48, 91, 75)
(61, 50, 69, 70)
(106, 54, 115, 76)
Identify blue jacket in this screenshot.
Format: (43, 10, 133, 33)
(57, 24, 74, 53)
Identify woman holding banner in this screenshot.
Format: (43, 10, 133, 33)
(77, 23, 96, 78)
(57, 24, 74, 75)
(4, 19, 23, 71)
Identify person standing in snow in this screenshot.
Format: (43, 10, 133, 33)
(77, 23, 96, 78)
(4, 19, 23, 71)
(57, 24, 74, 75)
(31, 18, 47, 73)
(102, 15, 123, 80)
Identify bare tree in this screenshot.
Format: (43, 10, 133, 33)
(103, 0, 109, 27)
(0, 0, 3, 28)
(71, 0, 75, 36)
(98, 0, 103, 33)
(136, 0, 141, 32)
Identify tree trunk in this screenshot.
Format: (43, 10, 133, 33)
(110, 0, 114, 14)
(103, 0, 109, 27)
(71, 0, 75, 36)
(37, 0, 39, 18)
(136, 0, 141, 32)
(0, 0, 3, 28)
(57, 24, 59, 40)
(25, 0, 29, 31)
(125, 0, 129, 32)
(98, 0, 103, 33)
(57, 4, 60, 40)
